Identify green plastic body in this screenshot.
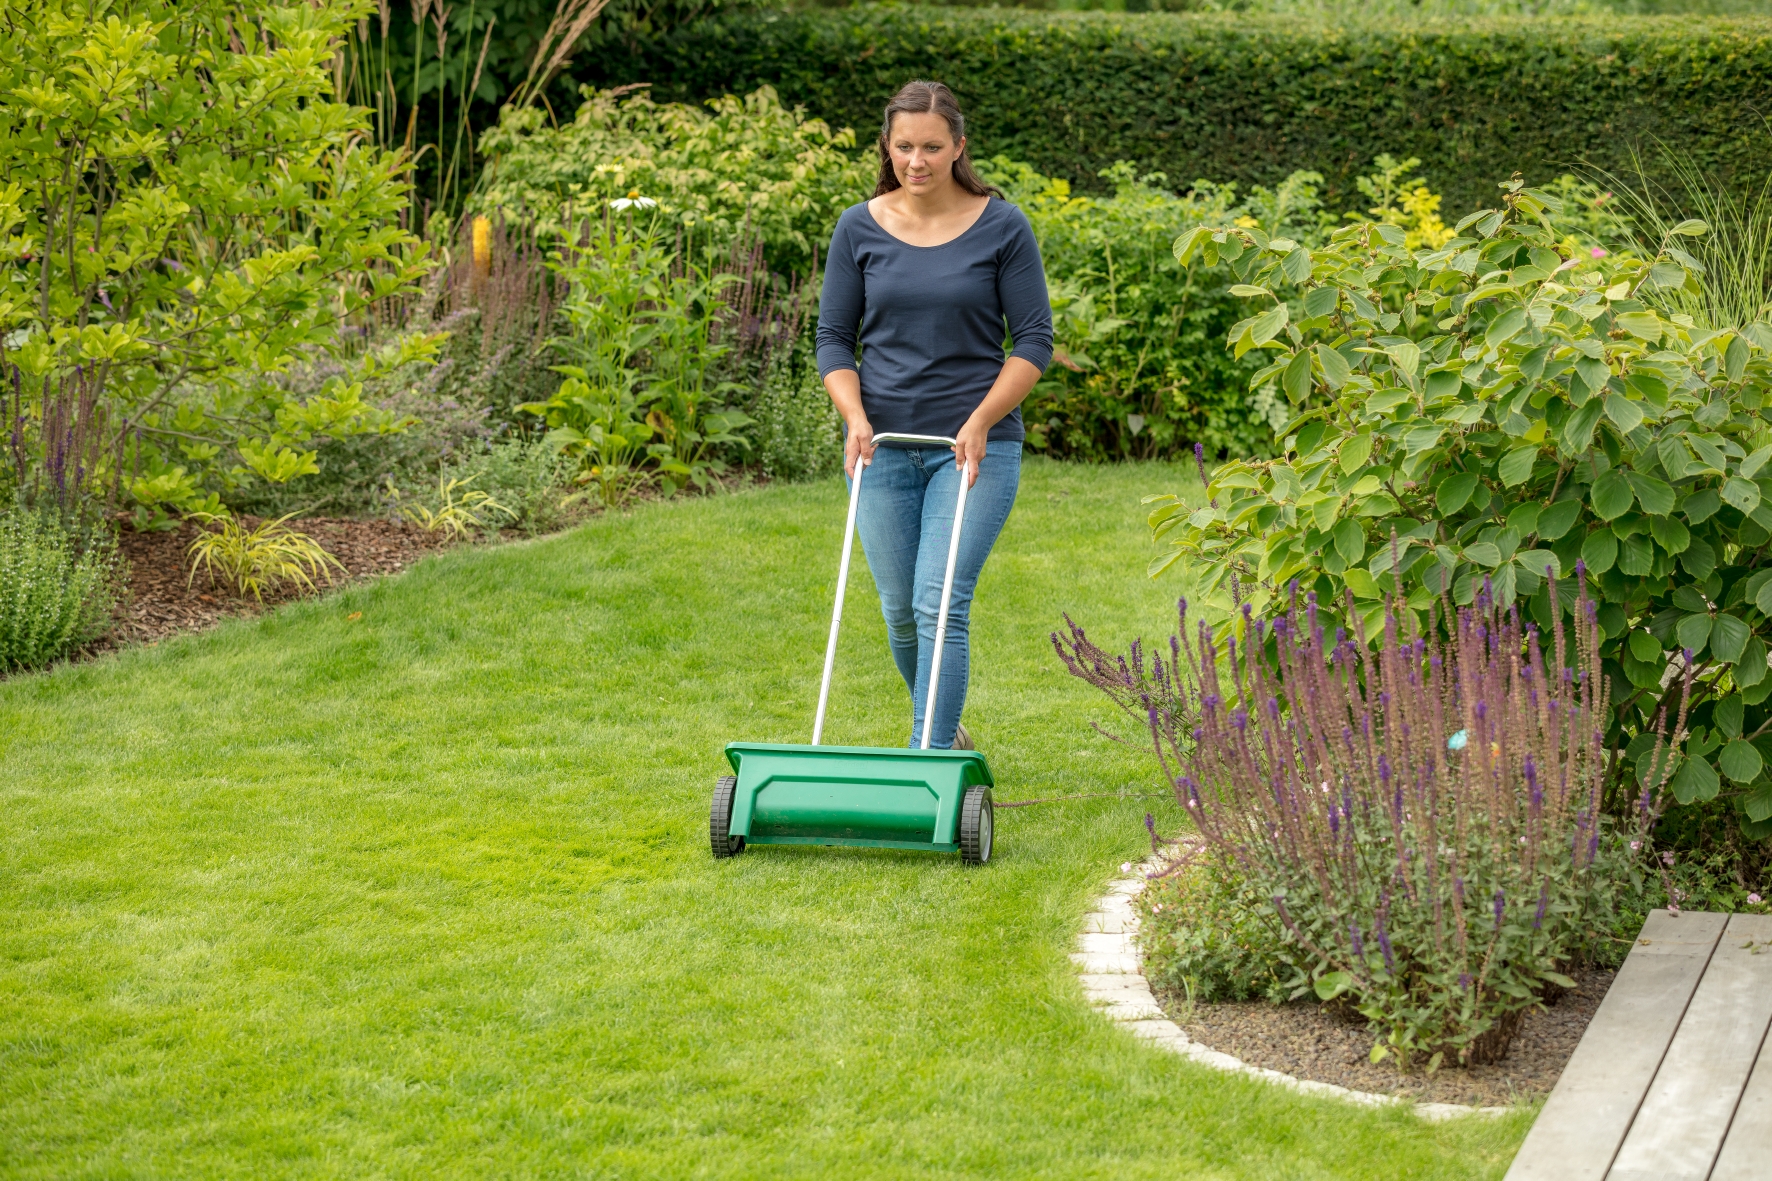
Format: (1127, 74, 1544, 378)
(722, 742, 994, 852)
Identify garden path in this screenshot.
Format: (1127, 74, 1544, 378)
(1505, 909, 1772, 1181)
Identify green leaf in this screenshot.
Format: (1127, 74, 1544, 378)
(1724, 476, 1763, 515)
(1334, 519, 1366, 564)
(1678, 612, 1713, 655)
(1314, 971, 1353, 1001)
(1605, 393, 1644, 434)
(1344, 569, 1381, 599)
(1536, 499, 1581, 540)
(1515, 549, 1561, 580)
(1464, 542, 1503, 568)
(1562, 401, 1605, 454)
(1683, 488, 1721, 524)
(1615, 311, 1664, 341)
(1716, 694, 1746, 739)
(1437, 473, 1480, 515)
(1746, 783, 1772, 823)
(1619, 534, 1653, 576)
(1303, 286, 1339, 319)
(1282, 247, 1314, 284)
(1721, 738, 1764, 784)
(1498, 446, 1539, 488)
(1317, 344, 1352, 390)
(1659, 436, 1692, 480)
(1230, 284, 1273, 298)
(1670, 756, 1720, 805)
(1282, 349, 1313, 404)
(1629, 630, 1662, 662)
(1582, 529, 1618, 574)
(1713, 614, 1752, 663)
(1339, 431, 1373, 472)
(1743, 444, 1772, 480)
(1670, 218, 1711, 237)
(1249, 302, 1289, 346)
(1486, 307, 1529, 347)
(1682, 539, 1718, 580)
(1591, 471, 1635, 520)
(1626, 473, 1675, 517)
(1738, 637, 1768, 688)
(1649, 515, 1690, 555)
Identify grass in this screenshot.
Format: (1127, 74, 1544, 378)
(0, 458, 1533, 1178)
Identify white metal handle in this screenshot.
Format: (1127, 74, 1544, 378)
(811, 432, 972, 748)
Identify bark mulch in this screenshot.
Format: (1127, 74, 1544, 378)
(98, 516, 451, 651)
(1152, 967, 1615, 1107)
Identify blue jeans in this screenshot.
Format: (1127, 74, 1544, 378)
(849, 440, 1022, 749)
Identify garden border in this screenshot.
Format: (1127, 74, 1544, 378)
(1073, 856, 1513, 1122)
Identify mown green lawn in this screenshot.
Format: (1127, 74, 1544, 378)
(0, 458, 1530, 1178)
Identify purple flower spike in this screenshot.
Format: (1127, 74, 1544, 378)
(1493, 890, 1506, 930)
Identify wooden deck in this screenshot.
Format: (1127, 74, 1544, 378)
(1506, 910, 1772, 1181)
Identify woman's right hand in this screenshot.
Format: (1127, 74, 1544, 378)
(844, 415, 876, 478)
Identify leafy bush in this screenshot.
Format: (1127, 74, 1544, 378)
(476, 84, 872, 272)
(441, 437, 581, 535)
(0, 508, 117, 672)
(1139, 852, 1295, 1005)
(1059, 582, 1633, 1067)
(520, 213, 758, 503)
(0, 0, 432, 524)
(1150, 182, 1772, 852)
(985, 157, 1330, 459)
(580, 8, 1772, 216)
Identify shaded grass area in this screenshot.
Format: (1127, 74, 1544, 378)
(0, 458, 1532, 1177)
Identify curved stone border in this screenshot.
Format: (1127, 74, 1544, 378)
(1073, 857, 1513, 1122)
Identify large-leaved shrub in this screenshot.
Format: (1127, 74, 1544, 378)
(1148, 183, 1772, 845)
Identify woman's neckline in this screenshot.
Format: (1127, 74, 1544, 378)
(864, 194, 994, 249)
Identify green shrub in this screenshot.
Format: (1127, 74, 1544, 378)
(581, 8, 1772, 215)
(0, 509, 117, 672)
(442, 437, 580, 535)
(1149, 180, 1772, 850)
(1139, 854, 1296, 1005)
(475, 84, 873, 273)
(745, 336, 844, 483)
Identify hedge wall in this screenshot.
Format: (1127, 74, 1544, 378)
(581, 8, 1772, 211)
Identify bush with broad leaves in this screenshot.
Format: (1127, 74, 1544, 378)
(1147, 179, 1772, 842)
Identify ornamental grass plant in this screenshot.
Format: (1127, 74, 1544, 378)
(1058, 570, 1641, 1068)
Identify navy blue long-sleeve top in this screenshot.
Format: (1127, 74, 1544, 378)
(815, 197, 1054, 445)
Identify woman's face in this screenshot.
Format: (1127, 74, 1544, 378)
(887, 111, 965, 197)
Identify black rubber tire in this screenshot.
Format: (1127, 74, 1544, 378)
(959, 784, 994, 865)
(710, 775, 745, 858)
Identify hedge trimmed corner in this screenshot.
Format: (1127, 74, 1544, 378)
(581, 8, 1772, 213)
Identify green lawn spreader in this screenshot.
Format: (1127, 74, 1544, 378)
(710, 433, 996, 865)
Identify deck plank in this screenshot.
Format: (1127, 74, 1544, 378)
(1504, 909, 1727, 1181)
(1709, 954, 1772, 1181)
(1607, 912, 1772, 1181)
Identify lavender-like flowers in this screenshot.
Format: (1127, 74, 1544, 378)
(1058, 573, 1623, 1067)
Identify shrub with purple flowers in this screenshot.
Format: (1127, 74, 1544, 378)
(1058, 571, 1640, 1068)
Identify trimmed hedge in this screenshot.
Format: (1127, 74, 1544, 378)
(581, 8, 1772, 211)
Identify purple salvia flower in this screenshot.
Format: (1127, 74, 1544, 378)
(1494, 889, 1506, 930)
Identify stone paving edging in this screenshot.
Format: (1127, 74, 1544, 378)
(1073, 858, 1513, 1123)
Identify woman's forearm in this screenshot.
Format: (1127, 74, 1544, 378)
(966, 357, 1044, 435)
(823, 368, 874, 477)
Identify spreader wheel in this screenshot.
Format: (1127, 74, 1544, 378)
(710, 775, 745, 859)
(959, 784, 994, 865)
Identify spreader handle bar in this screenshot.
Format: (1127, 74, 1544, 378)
(811, 432, 970, 748)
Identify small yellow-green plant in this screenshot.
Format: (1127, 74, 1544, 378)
(396, 476, 516, 540)
(186, 513, 343, 603)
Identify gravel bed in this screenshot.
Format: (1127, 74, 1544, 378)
(1152, 968, 1614, 1107)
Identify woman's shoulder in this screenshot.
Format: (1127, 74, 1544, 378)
(836, 200, 878, 230)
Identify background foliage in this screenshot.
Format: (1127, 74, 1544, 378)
(576, 7, 1772, 215)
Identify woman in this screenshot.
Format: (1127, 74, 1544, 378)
(816, 80, 1053, 751)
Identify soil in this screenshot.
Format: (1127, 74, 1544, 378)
(94, 515, 452, 651)
(1151, 967, 1615, 1107)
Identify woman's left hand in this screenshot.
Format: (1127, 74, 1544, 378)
(954, 418, 988, 488)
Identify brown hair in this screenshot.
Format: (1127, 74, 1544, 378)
(873, 80, 1003, 200)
